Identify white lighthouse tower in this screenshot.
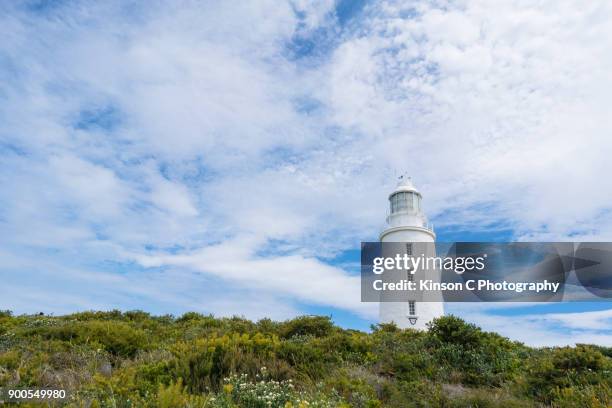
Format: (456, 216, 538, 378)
(379, 176, 444, 330)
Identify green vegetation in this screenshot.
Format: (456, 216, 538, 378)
(0, 311, 609, 407)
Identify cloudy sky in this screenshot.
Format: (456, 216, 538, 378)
(1, 0, 611, 346)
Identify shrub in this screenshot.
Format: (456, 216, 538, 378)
(71, 310, 124, 321)
(427, 315, 484, 348)
(156, 379, 206, 408)
(553, 345, 607, 372)
(426, 316, 524, 386)
(279, 316, 334, 339)
(176, 312, 207, 323)
(124, 310, 151, 322)
(278, 338, 337, 381)
(324, 368, 380, 408)
(25, 320, 148, 357)
(526, 345, 611, 405)
(256, 318, 281, 334)
(171, 333, 287, 393)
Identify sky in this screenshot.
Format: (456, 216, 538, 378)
(1, 0, 611, 346)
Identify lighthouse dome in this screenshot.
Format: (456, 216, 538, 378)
(389, 176, 419, 195)
(381, 176, 433, 237)
(388, 177, 422, 214)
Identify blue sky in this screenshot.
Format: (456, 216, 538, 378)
(1, 0, 611, 346)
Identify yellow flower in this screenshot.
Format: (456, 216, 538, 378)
(223, 383, 234, 394)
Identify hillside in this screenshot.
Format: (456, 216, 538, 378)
(0, 311, 610, 407)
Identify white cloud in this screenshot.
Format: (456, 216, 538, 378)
(447, 303, 612, 346)
(129, 235, 377, 318)
(538, 308, 612, 331)
(49, 154, 129, 218)
(325, 0, 612, 238)
(148, 173, 198, 217)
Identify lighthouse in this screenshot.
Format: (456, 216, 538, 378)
(379, 177, 444, 329)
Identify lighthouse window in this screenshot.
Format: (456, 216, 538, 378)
(392, 193, 403, 212)
(408, 301, 416, 316)
(391, 192, 415, 213)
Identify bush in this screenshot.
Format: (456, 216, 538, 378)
(124, 310, 151, 322)
(24, 320, 148, 357)
(156, 379, 206, 408)
(428, 315, 484, 348)
(71, 310, 124, 321)
(426, 316, 524, 386)
(171, 332, 288, 393)
(279, 316, 334, 339)
(526, 345, 612, 405)
(553, 344, 607, 372)
(176, 312, 207, 323)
